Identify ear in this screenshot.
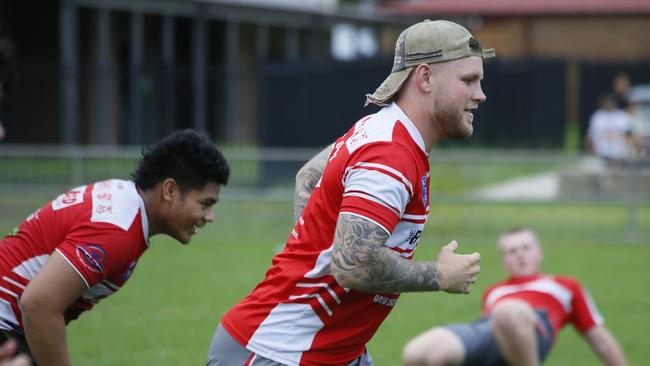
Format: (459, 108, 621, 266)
(413, 64, 433, 92)
(161, 178, 179, 203)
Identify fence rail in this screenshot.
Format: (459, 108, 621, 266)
(0, 144, 647, 203)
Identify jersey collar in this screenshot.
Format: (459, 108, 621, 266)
(386, 102, 428, 155)
(507, 273, 543, 284)
(135, 186, 151, 246)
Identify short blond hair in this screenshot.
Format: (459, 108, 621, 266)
(497, 228, 540, 250)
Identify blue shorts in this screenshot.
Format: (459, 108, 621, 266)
(447, 310, 554, 366)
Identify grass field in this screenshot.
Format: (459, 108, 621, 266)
(1, 197, 649, 365)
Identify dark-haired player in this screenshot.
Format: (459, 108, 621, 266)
(0, 129, 229, 365)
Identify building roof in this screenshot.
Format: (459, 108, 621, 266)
(384, 0, 650, 16)
(76, 0, 417, 27)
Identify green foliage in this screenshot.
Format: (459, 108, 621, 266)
(1, 198, 647, 365)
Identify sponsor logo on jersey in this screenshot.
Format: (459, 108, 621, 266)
(406, 228, 422, 245)
(95, 204, 113, 215)
(75, 244, 107, 273)
(373, 294, 397, 307)
(52, 186, 86, 211)
(421, 175, 427, 206)
(96, 192, 113, 201)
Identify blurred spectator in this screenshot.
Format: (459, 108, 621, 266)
(611, 71, 631, 110)
(626, 96, 650, 158)
(0, 34, 17, 141)
(585, 93, 634, 161)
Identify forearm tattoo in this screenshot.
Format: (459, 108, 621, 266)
(294, 145, 333, 221)
(331, 214, 442, 293)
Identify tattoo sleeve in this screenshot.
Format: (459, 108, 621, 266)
(294, 144, 333, 222)
(331, 214, 442, 293)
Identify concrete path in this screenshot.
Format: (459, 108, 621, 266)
(471, 171, 560, 201)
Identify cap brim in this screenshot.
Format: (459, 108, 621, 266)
(365, 68, 413, 107)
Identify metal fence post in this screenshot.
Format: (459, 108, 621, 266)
(624, 158, 641, 243)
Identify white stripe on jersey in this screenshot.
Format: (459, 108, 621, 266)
(0, 286, 17, 299)
(247, 303, 324, 366)
(303, 246, 334, 279)
(103, 279, 120, 291)
(289, 294, 333, 316)
(339, 212, 390, 235)
(581, 288, 605, 326)
(0, 298, 18, 330)
(343, 168, 411, 216)
(12, 254, 49, 281)
(83, 281, 116, 299)
(296, 282, 341, 304)
(2, 277, 25, 290)
(348, 162, 414, 194)
(401, 213, 428, 220)
(485, 277, 573, 312)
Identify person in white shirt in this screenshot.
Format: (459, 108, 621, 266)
(585, 94, 633, 161)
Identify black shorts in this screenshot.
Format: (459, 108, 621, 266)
(446, 310, 554, 366)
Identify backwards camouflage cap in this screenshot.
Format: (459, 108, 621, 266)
(366, 20, 495, 106)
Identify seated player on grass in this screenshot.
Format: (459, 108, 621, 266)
(402, 228, 627, 366)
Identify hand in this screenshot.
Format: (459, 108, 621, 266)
(0, 339, 32, 366)
(435, 241, 481, 294)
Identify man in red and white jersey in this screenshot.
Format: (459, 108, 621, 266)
(0, 129, 229, 366)
(208, 19, 493, 366)
(403, 228, 628, 366)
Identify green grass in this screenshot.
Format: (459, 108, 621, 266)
(1, 198, 648, 365)
(0, 154, 260, 188)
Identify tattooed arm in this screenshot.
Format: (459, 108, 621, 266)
(294, 144, 333, 222)
(331, 214, 481, 293)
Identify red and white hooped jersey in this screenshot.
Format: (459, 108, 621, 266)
(222, 103, 431, 366)
(481, 274, 604, 339)
(0, 179, 149, 333)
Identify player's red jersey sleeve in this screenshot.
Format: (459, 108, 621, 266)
(56, 222, 143, 288)
(339, 143, 416, 233)
(559, 277, 604, 333)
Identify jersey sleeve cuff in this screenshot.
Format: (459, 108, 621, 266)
(55, 248, 91, 288)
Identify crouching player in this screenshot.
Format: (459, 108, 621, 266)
(0, 129, 229, 365)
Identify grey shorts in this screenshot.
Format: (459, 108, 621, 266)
(206, 323, 374, 366)
(446, 310, 554, 366)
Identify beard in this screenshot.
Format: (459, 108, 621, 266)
(434, 93, 474, 140)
